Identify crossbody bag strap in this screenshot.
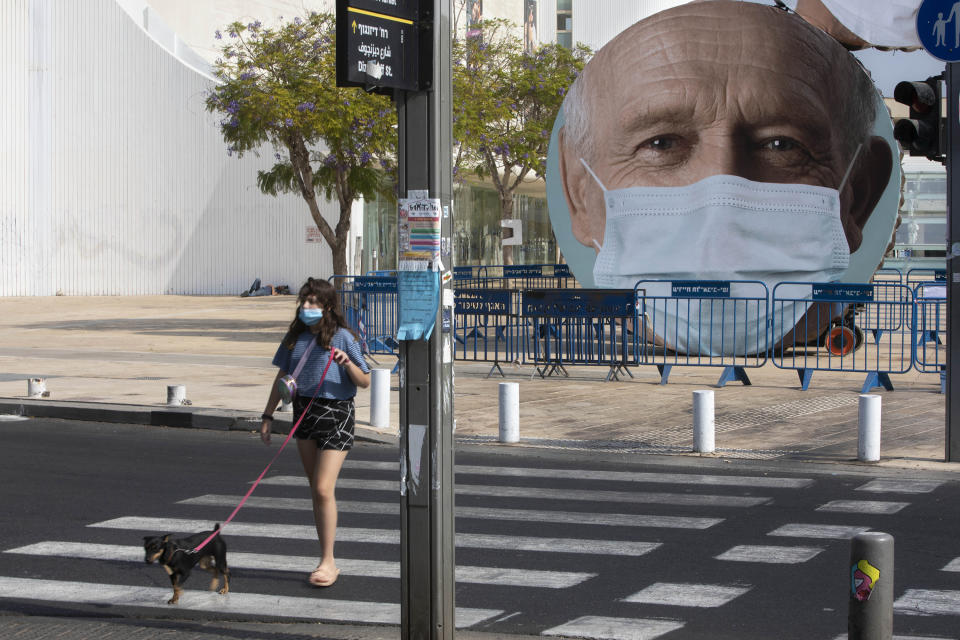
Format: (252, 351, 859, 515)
(289, 336, 318, 381)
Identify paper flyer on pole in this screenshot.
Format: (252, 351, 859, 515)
(397, 270, 440, 341)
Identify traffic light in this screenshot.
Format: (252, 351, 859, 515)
(893, 76, 944, 161)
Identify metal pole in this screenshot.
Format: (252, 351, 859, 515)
(397, 1, 454, 638)
(857, 394, 881, 462)
(848, 532, 894, 640)
(692, 390, 715, 453)
(498, 382, 519, 443)
(946, 62, 960, 462)
(370, 368, 391, 429)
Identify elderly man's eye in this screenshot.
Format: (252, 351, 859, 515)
(762, 137, 800, 152)
(636, 135, 683, 153)
(647, 136, 676, 150)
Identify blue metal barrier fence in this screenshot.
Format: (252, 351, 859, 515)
(453, 288, 524, 377)
(523, 289, 637, 381)
(771, 282, 913, 392)
(332, 275, 399, 357)
(634, 280, 769, 387)
(913, 281, 947, 394)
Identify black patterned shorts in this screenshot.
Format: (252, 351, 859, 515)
(292, 395, 355, 450)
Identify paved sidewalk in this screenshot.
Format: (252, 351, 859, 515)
(0, 295, 954, 470)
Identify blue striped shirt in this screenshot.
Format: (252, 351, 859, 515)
(272, 328, 370, 400)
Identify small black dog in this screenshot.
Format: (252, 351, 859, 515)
(143, 524, 230, 604)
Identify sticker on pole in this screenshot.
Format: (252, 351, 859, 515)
(851, 559, 881, 601)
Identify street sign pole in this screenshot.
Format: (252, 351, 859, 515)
(946, 62, 959, 461)
(395, 1, 455, 638)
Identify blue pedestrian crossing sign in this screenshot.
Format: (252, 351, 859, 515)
(918, 0, 960, 61)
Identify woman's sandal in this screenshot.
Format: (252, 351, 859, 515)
(308, 567, 340, 587)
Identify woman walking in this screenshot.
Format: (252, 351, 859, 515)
(260, 278, 370, 587)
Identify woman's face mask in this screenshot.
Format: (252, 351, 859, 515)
(299, 307, 324, 326)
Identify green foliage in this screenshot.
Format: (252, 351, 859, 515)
(452, 19, 590, 193)
(205, 12, 397, 270)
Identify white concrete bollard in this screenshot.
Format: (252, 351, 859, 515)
(370, 368, 392, 429)
(27, 378, 48, 398)
(166, 385, 187, 406)
(858, 394, 882, 462)
(693, 390, 715, 453)
(498, 382, 520, 443)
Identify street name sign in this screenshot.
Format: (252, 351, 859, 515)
(336, 0, 428, 92)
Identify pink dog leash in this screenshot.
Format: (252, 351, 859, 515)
(192, 346, 335, 553)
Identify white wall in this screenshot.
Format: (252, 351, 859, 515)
(144, 0, 333, 64)
(1, 0, 352, 296)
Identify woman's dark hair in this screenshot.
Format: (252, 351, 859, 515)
(282, 278, 357, 349)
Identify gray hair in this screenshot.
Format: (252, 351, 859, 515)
(563, 10, 880, 168)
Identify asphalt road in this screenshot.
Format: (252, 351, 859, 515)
(1, 417, 959, 639)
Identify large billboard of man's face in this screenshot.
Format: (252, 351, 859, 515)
(546, 1, 900, 355)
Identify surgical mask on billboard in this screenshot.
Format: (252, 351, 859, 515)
(581, 159, 853, 356)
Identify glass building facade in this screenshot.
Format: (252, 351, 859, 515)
(889, 159, 947, 271)
(361, 183, 556, 273)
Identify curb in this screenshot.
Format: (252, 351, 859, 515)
(0, 398, 397, 446)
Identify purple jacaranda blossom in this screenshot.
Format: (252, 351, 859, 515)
(215, 30, 222, 39)
(285, 118, 294, 126)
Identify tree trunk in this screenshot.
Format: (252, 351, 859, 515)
(331, 198, 352, 279)
(500, 191, 515, 265)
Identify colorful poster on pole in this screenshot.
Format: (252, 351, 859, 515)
(398, 197, 442, 266)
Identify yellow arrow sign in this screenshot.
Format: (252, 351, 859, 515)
(352, 20, 357, 33)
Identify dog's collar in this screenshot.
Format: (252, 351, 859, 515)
(163, 544, 197, 563)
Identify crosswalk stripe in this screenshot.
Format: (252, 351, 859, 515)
(715, 545, 823, 564)
(345, 460, 814, 489)
(262, 475, 771, 508)
(89, 517, 662, 557)
(894, 589, 960, 616)
(622, 582, 751, 607)
(0, 576, 501, 627)
(942, 558, 960, 572)
(815, 500, 909, 515)
(179, 494, 724, 530)
(832, 635, 957, 640)
(3, 542, 595, 589)
(767, 524, 871, 539)
(856, 479, 943, 494)
(542, 615, 685, 639)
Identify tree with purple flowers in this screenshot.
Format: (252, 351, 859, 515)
(206, 12, 396, 277)
(453, 19, 589, 264)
